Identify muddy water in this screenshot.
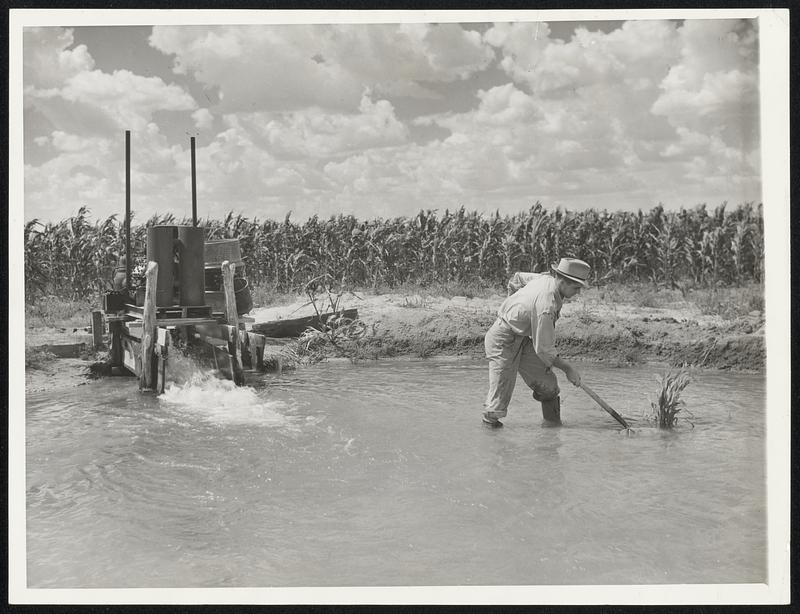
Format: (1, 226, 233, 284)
(25, 358, 766, 588)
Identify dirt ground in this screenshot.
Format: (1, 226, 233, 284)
(24, 287, 765, 393)
(250, 288, 765, 371)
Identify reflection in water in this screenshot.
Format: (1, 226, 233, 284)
(25, 359, 766, 588)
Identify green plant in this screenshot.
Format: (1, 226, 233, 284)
(649, 367, 693, 428)
(25, 202, 765, 302)
(294, 317, 368, 364)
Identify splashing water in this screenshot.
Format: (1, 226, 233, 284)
(159, 352, 293, 427)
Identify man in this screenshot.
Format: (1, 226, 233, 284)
(482, 257, 590, 427)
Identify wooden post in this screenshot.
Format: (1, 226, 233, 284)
(109, 320, 123, 367)
(141, 261, 158, 391)
(222, 260, 245, 385)
(156, 327, 170, 394)
(91, 310, 105, 350)
(247, 332, 262, 371)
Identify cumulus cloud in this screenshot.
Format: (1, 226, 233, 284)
(149, 23, 494, 113)
(651, 20, 759, 129)
(192, 108, 214, 130)
(477, 18, 760, 208)
(23, 27, 204, 221)
(305, 18, 760, 217)
(225, 95, 408, 160)
(22, 19, 762, 223)
(25, 28, 197, 132)
(23, 27, 95, 88)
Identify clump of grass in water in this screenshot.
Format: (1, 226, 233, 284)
(650, 367, 693, 429)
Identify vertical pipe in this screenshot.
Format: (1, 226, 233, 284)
(191, 136, 197, 226)
(125, 130, 132, 290)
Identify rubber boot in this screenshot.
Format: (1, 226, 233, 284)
(541, 396, 562, 424)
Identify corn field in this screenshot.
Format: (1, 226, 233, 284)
(24, 202, 764, 301)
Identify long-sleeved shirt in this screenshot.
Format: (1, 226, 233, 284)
(497, 272, 563, 367)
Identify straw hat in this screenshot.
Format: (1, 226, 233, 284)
(551, 257, 590, 287)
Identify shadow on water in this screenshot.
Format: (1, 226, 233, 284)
(25, 357, 767, 587)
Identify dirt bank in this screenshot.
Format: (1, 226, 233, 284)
(24, 288, 765, 393)
(250, 289, 765, 372)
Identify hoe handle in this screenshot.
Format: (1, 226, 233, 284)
(579, 383, 631, 429)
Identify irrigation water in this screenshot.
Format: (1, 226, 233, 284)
(25, 358, 766, 587)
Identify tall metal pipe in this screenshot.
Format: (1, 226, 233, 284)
(125, 130, 132, 290)
(191, 136, 197, 226)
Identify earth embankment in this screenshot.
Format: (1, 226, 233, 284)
(24, 288, 766, 393)
(250, 291, 765, 372)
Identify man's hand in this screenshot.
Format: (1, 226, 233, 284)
(564, 365, 582, 387)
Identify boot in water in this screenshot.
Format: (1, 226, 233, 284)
(482, 411, 504, 427)
(541, 397, 562, 425)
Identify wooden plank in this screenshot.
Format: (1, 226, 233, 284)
(129, 318, 216, 336)
(109, 320, 123, 367)
(156, 331, 170, 394)
(251, 308, 358, 338)
(124, 303, 144, 317)
(247, 332, 263, 371)
(222, 262, 239, 327)
(123, 321, 142, 340)
(222, 261, 245, 385)
(121, 335, 139, 374)
(141, 261, 158, 391)
(124, 303, 213, 320)
(212, 343, 234, 380)
(91, 310, 105, 349)
(240, 330, 251, 368)
(157, 317, 219, 327)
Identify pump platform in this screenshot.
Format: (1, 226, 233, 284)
(107, 259, 262, 393)
(123, 303, 217, 326)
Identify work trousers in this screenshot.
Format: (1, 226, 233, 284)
(484, 318, 559, 419)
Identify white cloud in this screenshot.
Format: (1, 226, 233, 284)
(192, 108, 214, 131)
(476, 18, 760, 207)
(23, 27, 95, 88)
(23, 27, 204, 221)
(228, 95, 408, 160)
(651, 20, 759, 130)
(22, 20, 762, 223)
(149, 23, 494, 113)
(25, 28, 198, 133)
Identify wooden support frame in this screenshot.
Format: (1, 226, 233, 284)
(105, 259, 279, 389)
(140, 261, 158, 391)
(247, 332, 265, 371)
(109, 320, 123, 367)
(91, 309, 105, 350)
(222, 261, 245, 385)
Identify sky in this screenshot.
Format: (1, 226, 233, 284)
(21, 16, 762, 223)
